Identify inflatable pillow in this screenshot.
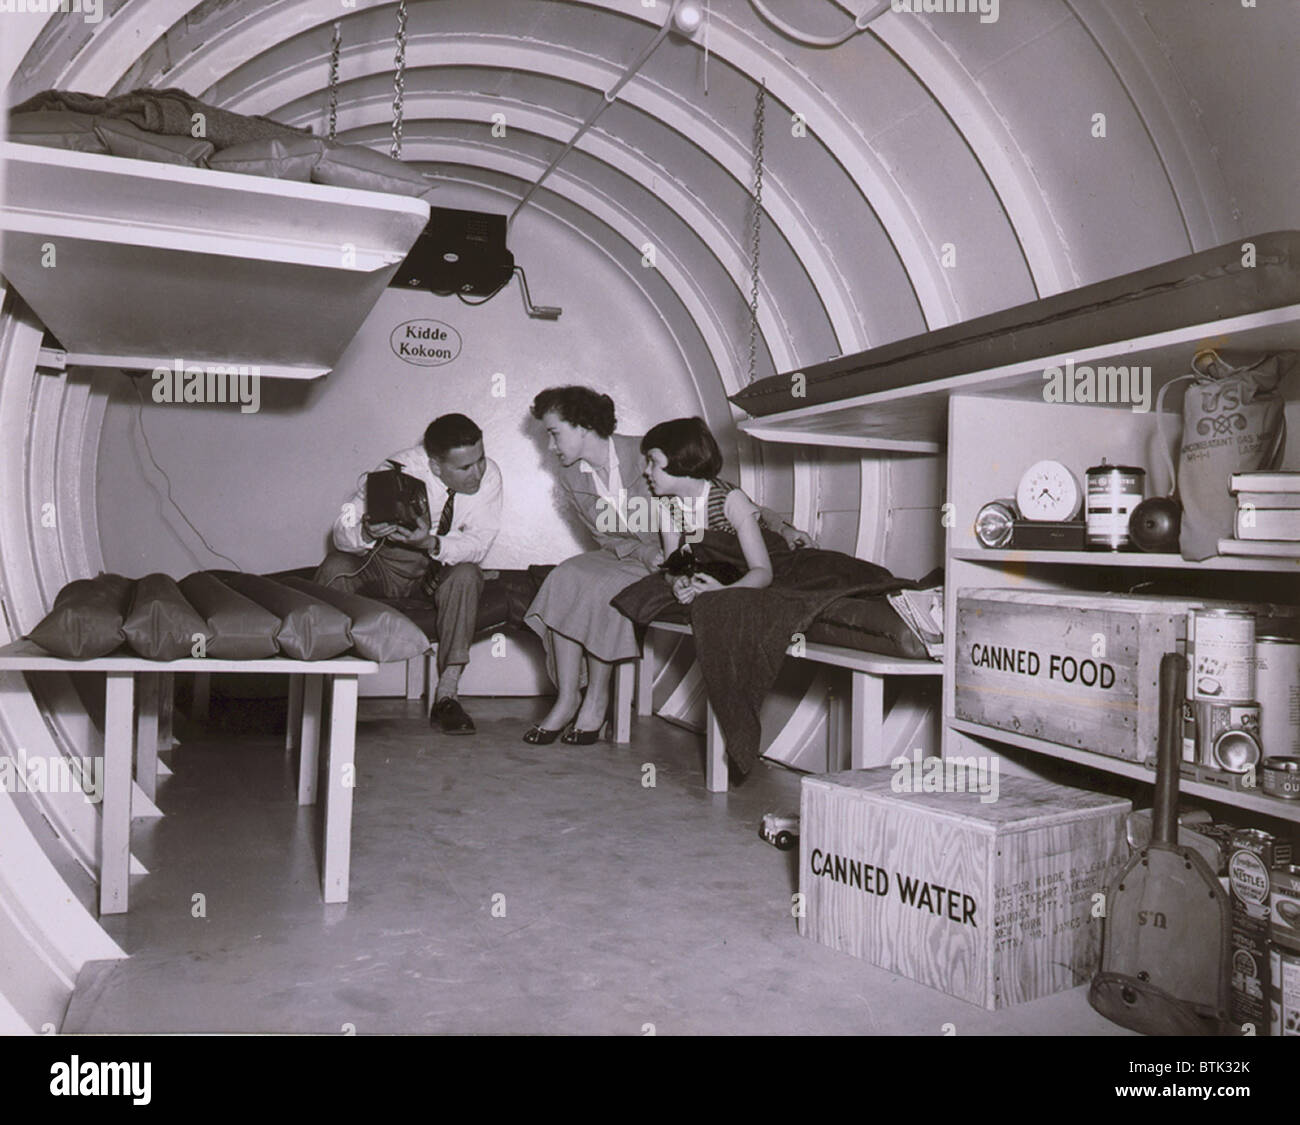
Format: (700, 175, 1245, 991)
(27, 573, 134, 658)
(279, 577, 430, 663)
(121, 573, 213, 660)
(212, 572, 352, 661)
(179, 571, 281, 659)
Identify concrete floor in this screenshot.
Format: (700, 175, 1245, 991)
(66, 694, 1130, 1035)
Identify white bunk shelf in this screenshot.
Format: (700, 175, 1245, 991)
(950, 547, 1300, 573)
(0, 142, 430, 379)
(736, 302, 1300, 452)
(950, 719, 1300, 824)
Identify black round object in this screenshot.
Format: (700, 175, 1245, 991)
(1129, 496, 1181, 552)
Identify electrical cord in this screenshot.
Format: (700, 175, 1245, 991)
(128, 375, 244, 571)
(748, 0, 890, 48)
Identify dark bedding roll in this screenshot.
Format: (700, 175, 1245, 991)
(211, 572, 353, 661)
(27, 573, 134, 659)
(121, 573, 213, 660)
(179, 571, 281, 659)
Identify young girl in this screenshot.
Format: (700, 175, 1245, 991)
(640, 417, 796, 604)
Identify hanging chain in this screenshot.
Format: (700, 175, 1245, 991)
(327, 21, 342, 142)
(747, 80, 766, 385)
(391, 0, 408, 159)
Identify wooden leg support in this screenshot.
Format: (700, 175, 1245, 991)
(612, 661, 634, 744)
(851, 671, 886, 770)
(158, 671, 175, 752)
(134, 672, 160, 802)
(297, 675, 323, 806)
(636, 642, 654, 717)
(321, 674, 358, 904)
(101, 672, 135, 915)
(286, 673, 304, 752)
(705, 700, 727, 793)
(191, 671, 210, 721)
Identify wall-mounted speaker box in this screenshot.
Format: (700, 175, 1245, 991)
(389, 206, 515, 296)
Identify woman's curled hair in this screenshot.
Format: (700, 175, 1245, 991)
(641, 417, 723, 480)
(530, 386, 616, 438)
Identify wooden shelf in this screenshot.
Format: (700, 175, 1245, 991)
(950, 547, 1300, 573)
(737, 302, 1300, 451)
(949, 719, 1300, 824)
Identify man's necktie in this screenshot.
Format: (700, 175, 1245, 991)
(436, 490, 456, 537)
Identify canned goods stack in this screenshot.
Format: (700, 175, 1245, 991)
(1187, 609, 1261, 776)
(1270, 864, 1300, 1036)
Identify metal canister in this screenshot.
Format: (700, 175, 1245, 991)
(1269, 943, 1300, 1036)
(1195, 700, 1262, 773)
(1264, 757, 1300, 800)
(1271, 865, 1300, 949)
(1190, 608, 1256, 702)
(1256, 636, 1300, 757)
(1085, 460, 1145, 550)
(1230, 829, 1281, 1033)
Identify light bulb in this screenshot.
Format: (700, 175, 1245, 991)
(674, 3, 703, 35)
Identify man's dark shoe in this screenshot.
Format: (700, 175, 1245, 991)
(431, 696, 475, 735)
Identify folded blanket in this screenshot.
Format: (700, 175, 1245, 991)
(612, 533, 925, 776)
(12, 87, 312, 150)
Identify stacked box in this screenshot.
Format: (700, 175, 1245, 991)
(799, 767, 1130, 1009)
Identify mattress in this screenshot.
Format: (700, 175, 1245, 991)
(731, 231, 1300, 417)
(650, 593, 930, 660)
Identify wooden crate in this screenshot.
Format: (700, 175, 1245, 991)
(954, 590, 1195, 762)
(799, 768, 1130, 1010)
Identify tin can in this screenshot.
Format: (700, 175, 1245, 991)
(1230, 829, 1281, 1033)
(1264, 756, 1300, 800)
(1195, 700, 1262, 773)
(1190, 608, 1256, 702)
(1256, 636, 1300, 756)
(1272, 865, 1300, 949)
(1269, 943, 1300, 1036)
(1086, 461, 1145, 550)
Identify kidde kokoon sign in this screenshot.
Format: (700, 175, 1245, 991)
(391, 319, 462, 366)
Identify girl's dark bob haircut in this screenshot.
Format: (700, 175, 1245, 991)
(641, 417, 723, 480)
(530, 386, 616, 439)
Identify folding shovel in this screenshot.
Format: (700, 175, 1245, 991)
(1089, 652, 1232, 1035)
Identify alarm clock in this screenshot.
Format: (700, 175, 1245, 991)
(1016, 460, 1083, 522)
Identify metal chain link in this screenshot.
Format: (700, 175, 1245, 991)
(747, 80, 766, 385)
(327, 21, 342, 142)
(391, 0, 408, 159)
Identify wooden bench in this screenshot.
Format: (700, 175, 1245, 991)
(0, 639, 377, 915)
(615, 621, 941, 792)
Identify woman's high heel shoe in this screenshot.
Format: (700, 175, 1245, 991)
(522, 725, 564, 745)
(561, 721, 609, 745)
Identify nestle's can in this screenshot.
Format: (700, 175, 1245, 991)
(1272, 865, 1300, 949)
(1256, 636, 1300, 756)
(1085, 462, 1145, 550)
(1269, 943, 1300, 1036)
(1230, 829, 1281, 1033)
(1190, 608, 1256, 702)
(1195, 700, 1262, 773)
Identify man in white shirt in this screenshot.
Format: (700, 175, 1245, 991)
(314, 413, 503, 734)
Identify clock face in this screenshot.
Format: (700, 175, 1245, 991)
(1016, 460, 1082, 522)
